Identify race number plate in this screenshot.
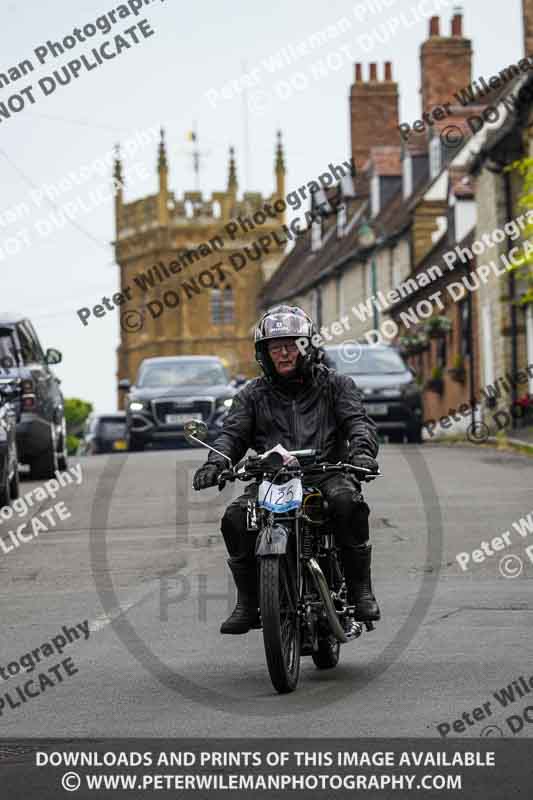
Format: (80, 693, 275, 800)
(258, 477, 303, 513)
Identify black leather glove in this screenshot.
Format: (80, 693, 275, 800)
(193, 463, 221, 490)
(348, 453, 379, 474)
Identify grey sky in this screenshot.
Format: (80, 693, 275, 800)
(0, 0, 523, 412)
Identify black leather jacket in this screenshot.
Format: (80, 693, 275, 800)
(207, 364, 378, 468)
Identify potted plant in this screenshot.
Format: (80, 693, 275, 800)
(425, 315, 452, 339)
(425, 366, 444, 394)
(448, 354, 466, 383)
(398, 336, 415, 357)
(401, 332, 429, 355)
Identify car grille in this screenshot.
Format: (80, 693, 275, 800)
(151, 397, 215, 426)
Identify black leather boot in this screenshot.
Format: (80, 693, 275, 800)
(342, 542, 381, 621)
(220, 558, 261, 634)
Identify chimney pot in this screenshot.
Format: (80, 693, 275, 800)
(451, 12, 463, 36)
(384, 61, 393, 81)
(429, 16, 440, 36)
(369, 62, 378, 81)
(355, 62, 362, 81)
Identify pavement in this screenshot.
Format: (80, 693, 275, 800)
(1, 443, 533, 738)
(508, 423, 533, 446)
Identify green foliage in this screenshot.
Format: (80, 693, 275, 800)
(505, 157, 533, 305)
(425, 315, 452, 336)
(66, 434, 80, 456)
(430, 366, 443, 380)
(399, 332, 429, 355)
(451, 354, 464, 370)
(64, 397, 93, 435)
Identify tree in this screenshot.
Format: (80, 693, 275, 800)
(64, 397, 93, 454)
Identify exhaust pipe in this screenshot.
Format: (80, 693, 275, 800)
(307, 558, 348, 643)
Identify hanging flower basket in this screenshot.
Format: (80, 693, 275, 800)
(425, 315, 452, 339)
(400, 333, 429, 356)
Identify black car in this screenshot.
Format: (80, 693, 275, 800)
(120, 356, 240, 451)
(325, 343, 423, 443)
(0, 314, 68, 478)
(0, 379, 20, 506)
(79, 412, 127, 455)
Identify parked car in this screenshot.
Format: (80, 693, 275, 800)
(78, 412, 127, 455)
(120, 356, 241, 451)
(0, 379, 20, 506)
(324, 343, 423, 443)
(0, 315, 67, 478)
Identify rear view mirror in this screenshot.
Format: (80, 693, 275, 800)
(184, 419, 209, 444)
(45, 348, 62, 365)
(118, 378, 131, 391)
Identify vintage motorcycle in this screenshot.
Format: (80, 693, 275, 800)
(184, 419, 381, 694)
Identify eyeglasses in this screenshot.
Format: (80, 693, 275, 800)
(268, 342, 299, 355)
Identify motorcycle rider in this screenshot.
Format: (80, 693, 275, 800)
(193, 305, 380, 634)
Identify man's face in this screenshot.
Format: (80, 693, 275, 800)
(267, 338, 300, 377)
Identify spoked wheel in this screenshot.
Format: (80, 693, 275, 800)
(260, 555, 301, 694)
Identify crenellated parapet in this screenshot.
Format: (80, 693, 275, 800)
(113, 131, 286, 241)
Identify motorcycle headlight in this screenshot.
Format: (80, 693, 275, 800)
(129, 401, 145, 412)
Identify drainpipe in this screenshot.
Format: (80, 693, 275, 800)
(467, 283, 476, 432)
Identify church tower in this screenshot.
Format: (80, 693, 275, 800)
(113, 131, 287, 399)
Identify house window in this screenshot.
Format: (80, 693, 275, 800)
(459, 299, 471, 356)
(371, 174, 380, 217)
(311, 288, 322, 329)
(337, 203, 347, 237)
(212, 286, 234, 324)
(311, 219, 322, 251)
(437, 336, 447, 368)
(365, 260, 373, 301)
(222, 286, 234, 323)
(429, 136, 442, 179)
(403, 155, 413, 199)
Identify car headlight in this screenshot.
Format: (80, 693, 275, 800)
(217, 397, 233, 410)
(401, 381, 420, 396)
(129, 401, 145, 412)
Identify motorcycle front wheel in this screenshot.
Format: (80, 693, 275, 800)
(259, 555, 301, 694)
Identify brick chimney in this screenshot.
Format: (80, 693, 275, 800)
(349, 61, 399, 172)
(523, 0, 533, 55)
(420, 11, 472, 112)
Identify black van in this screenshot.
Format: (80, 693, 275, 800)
(325, 343, 424, 443)
(0, 314, 67, 478)
(0, 379, 20, 506)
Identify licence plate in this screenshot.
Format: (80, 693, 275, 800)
(366, 403, 388, 416)
(165, 412, 203, 425)
(112, 439, 127, 451)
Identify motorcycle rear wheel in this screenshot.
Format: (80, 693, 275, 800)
(260, 555, 301, 694)
(312, 635, 340, 669)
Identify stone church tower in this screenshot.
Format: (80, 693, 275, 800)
(114, 130, 287, 396)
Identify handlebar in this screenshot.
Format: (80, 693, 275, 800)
(217, 458, 382, 489)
